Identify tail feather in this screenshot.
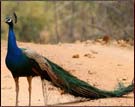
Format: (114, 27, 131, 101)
(71, 85, 100, 98)
(45, 58, 134, 98)
(113, 83, 134, 97)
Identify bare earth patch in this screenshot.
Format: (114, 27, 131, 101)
(1, 40, 134, 106)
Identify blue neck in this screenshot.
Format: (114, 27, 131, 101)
(7, 25, 21, 55)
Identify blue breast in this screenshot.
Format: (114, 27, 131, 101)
(6, 48, 34, 77)
(6, 25, 36, 77)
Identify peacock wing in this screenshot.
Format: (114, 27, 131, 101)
(21, 48, 60, 82)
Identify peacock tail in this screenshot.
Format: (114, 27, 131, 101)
(46, 58, 134, 98)
(23, 48, 134, 99)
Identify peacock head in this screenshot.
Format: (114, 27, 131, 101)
(5, 12, 17, 26)
(5, 17, 13, 25)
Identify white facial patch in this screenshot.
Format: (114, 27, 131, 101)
(7, 19, 12, 23)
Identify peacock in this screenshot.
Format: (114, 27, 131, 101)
(5, 13, 51, 106)
(5, 13, 134, 106)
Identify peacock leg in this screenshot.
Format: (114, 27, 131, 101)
(41, 79, 48, 106)
(14, 77, 19, 106)
(27, 76, 32, 106)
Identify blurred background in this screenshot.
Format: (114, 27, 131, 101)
(1, 1, 134, 44)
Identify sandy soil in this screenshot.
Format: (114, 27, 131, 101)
(1, 40, 134, 106)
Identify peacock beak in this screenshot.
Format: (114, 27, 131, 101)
(5, 20, 8, 23)
(5, 18, 8, 23)
(5, 18, 9, 23)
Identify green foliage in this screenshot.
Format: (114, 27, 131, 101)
(1, 1, 134, 44)
(2, 1, 54, 43)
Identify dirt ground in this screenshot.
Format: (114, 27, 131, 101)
(1, 40, 134, 106)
